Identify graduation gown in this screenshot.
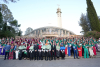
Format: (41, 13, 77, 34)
(56, 45, 60, 58)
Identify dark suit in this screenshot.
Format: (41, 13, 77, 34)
(30, 50, 34, 60)
(18, 50, 22, 60)
(51, 45, 56, 60)
(34, 45, 39, 60)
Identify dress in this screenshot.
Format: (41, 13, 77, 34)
(65, 45, 67, 55)
(77, 45, 82, 57)
(92, 44, 96, 55)
(88, 45, 94, 56)
(9, 46, 14, 59)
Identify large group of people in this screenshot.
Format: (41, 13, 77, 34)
(0, 37, 100, 61)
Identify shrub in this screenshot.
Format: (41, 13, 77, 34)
(84, 31, 100, 39)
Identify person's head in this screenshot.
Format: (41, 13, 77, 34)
(7, 42, 9, 45)
(14, 43, 17, 46)
(35, 42, 37, 45)
(11, 44, 13, 46)
(53, 42, 55, 45)
(84, 43, 86, 45)
(99, 42, 100, 44)
(17, 45, 19, 47)
(66, 41, 67, 44)
(57, 43, 59, 46)
(31, 44, 34, 46)
(74, 42, 76, 44)
(21, 43, 23, 46)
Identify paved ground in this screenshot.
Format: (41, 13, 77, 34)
(0, 58, 100, 67)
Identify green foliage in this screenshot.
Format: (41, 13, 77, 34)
(25, 27, 33, 35)
(2, 0, 19, 3)
(79, 0, 100, 34)
(0, 8, 3, 29)
(86, 0, 100, 32)
(0, 4, 22, 38)
(84, 31, 100, 39)
(0, 30, 15, 38)
(79, 13, 91, 34)
(18, 30, 22, 36)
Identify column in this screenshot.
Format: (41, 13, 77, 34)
(40, 29, 42, 37)
(62, 30, 63, 37)
(35, 31, 36, 37)
(58, 29, 60, 37)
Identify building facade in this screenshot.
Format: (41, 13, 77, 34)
(25, 7, 76, 38)
(25, 26, 75, 38)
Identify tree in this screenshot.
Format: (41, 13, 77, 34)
(79, 13, 91, 34)
(1, 0, 19, 3)
(98, 16, 100, 23)
(86, 0, 100, 32)
(0, 4, 21, 38)
(0, 8, 3, 30)
(1, 4, 14, 24)
(79, 13, 100, 34)
(25, 27, 33, 35)
(18, 30, 22, 36)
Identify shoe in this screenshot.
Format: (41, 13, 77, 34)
(4, 59, 6, 60)
(77, 58, 79, 59)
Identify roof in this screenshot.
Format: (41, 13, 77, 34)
(31, 26, 75, 35)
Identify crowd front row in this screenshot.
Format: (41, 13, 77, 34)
(2, 39, 100, 61)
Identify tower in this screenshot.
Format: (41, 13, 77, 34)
(56, 6, 62, 28)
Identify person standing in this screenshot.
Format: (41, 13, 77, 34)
(26, 44, 30, 60)
(60, 42, 65, 59)
(45, 42, 48, 61)
(97, 42, 100, 52)
(38, 43, 42, 60)
(51, 42, 56, 60)
(4, 42, 11, 60)
(18, 43, 24, 60)
(83, 42, 89, 58)
(13, 43, 17, 60)
(92, 43, 97, 56)
(15, 45, 19, 59)
(47, 42, 51, 61)
(68, 41, 71, 57)
(41, 43, 45, 60)
(88, 43, 94, 58)
(56, 43, 60, 60)
(73, 42, 79, 59)
(34, 42, 39, 60)
(23, 44, 27, 60)
(29, 44, 34, 60)
(65, 42, 68, 56)
(77, 42, 82, 58)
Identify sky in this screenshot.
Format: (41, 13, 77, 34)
(0, 0, 100, 35)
